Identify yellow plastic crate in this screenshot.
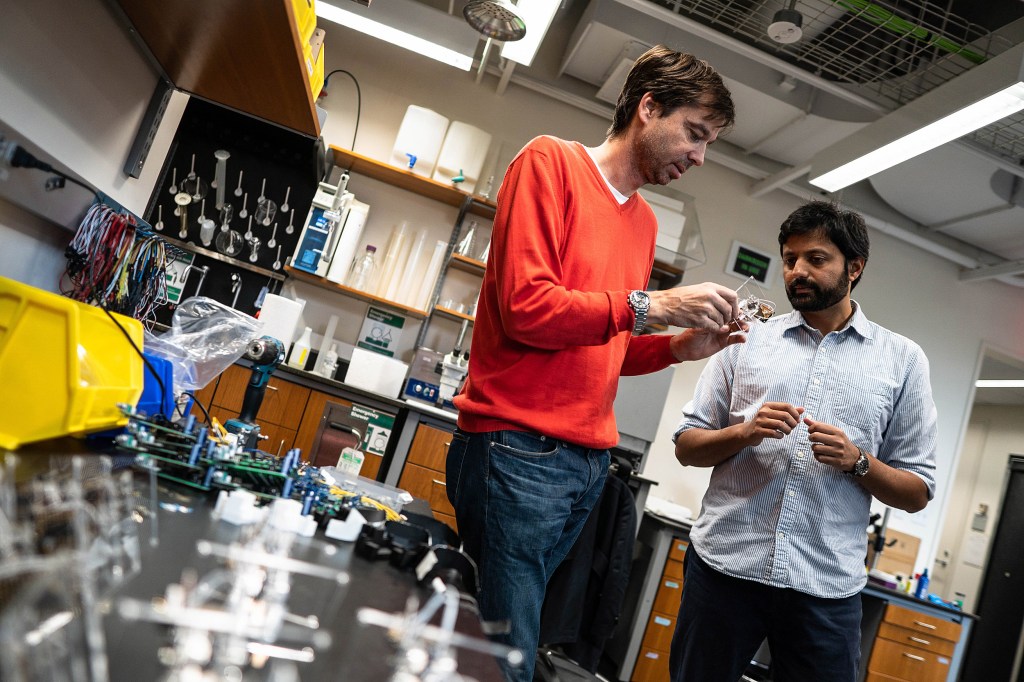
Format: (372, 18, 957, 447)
(0, 277, 144, 450)
(292, 0, 317, 45)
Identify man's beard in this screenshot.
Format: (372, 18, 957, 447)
(786, 266, 849, 312)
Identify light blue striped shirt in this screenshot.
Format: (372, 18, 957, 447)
(675, 303, 937, 598)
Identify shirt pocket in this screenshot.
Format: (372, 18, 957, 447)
(830, 373, 895, 446)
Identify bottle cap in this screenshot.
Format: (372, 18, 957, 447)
(367, 245, 377, 252)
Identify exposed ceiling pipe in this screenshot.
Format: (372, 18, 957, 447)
(926, 203, 1017, 233)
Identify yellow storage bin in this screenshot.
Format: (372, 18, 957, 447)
(292, 0, 317, 45)
(307, 34, 325, 99)
(0, 277, 144, 450)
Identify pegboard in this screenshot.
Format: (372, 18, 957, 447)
(145, 99, 326, 321)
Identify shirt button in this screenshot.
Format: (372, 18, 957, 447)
(814, 378, 820, 385)
(788, 490, 795, 497)
(778, 532, 785, 539)
(797, 451, 805, 458)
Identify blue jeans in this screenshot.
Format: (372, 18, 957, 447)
(669, 546, 862, 682)
(446, 429, 609, 682)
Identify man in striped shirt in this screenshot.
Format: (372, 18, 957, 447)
(670, 201, 937, 682)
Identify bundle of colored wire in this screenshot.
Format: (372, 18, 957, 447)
(63, 201, 169, 320)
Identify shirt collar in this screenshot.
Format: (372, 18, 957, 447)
(780, 300, 874, 340)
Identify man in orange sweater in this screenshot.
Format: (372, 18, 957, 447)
(449, 45, 743, 681)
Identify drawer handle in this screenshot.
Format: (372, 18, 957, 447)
(432, 479, 447, 487)
(266, 385, 278, 391)
(912, 620, 937, 630)
(909, 636, 931, 645)
(902, 653, 926, 662)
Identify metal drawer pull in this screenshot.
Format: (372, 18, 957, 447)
(432, 479, 447, 487)
(902, 653, 925, 662)
(266, 385, 278, 391)
(909, 636, 931, 645)
(912, 620, 937, 630)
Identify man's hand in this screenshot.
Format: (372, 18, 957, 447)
(743, 402, 804, 447)
(804, 416, 857, 472)
(649, 282, 740, 332)
(669, 325, 747, 361)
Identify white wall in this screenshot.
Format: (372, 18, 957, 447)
(317, 24, 1024, 584)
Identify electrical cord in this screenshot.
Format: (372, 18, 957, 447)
(101, 306, 169, 420)
(321, 69, 361, 150)
(6, 143, 101, 200)
(183, 391, 213, 425)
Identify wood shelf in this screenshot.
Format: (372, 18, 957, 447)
(449, 253, 486, 275)
(434, 306, 475, 324)
(162, 235, 286, 281)
(329, 146, 498, 218)
(113, 0, 320, 137)
(285, 266, 428, 319)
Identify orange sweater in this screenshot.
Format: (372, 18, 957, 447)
(455, 136, 677, 448)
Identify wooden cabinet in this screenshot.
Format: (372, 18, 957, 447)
(631, 537, 687, 682)
(112, 0, 320, 137)
(397, 423, 457, 532)
(867, 603, 961, 682)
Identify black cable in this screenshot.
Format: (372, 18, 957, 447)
(183, 391, 212, 425)
(101, 307, 169, 419)
(10, 145, 101, 201)
(322, 69, 361, 150)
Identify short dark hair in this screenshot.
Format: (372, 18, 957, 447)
(608, 45, 735, 139)
(778, 201, 870, 289)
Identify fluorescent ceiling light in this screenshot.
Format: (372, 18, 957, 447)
(500, 0, 559, 67)
(976, 380, 1024, 388)
(809, 43, 1024, 193)
(317, 1, 478, 72)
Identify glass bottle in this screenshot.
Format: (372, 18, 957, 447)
(347, 244, 379, 292)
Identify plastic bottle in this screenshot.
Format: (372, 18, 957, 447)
(315, 343, 339, 379)
(288, 326, 313, 370)
(346, 244, 378, 292)
(914, 568, 930, 599)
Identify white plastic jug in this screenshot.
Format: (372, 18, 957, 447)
(432, 121, 492, 193)
(389, 105, 449, 178)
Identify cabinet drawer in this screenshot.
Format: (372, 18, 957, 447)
(867, 638, 952, 682)
(256, 422, 297, 457)
(213, 365, 310, 430)
(640, 611, 676, 654)
(668, 537, 688, 563)
(883, 603, 961, 642)
(865, 672, 908, 682)
(652, 575, 684, 616)
(877, 622, 955, 657)
(663, 558, 683, 581)
(406, 423, 453, 471)
(398, 462, 437, 503)
(434, 510, 458, 534)
(631, 647, 670, 682)
(428, 475, 456, 517)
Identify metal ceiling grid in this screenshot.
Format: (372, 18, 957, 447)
(647, 0, 1024, 165)
(648, 0, 1013, 102)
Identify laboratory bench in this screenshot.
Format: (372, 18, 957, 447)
(0, 442, 504, 680)
(604, 512, 977, 682)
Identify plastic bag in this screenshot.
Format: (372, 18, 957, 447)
(144, 297, 263, 397)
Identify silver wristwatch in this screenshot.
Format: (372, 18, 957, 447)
(627, 290, 651, 335)
(848, 447, 870, 477)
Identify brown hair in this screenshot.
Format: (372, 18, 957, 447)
(608, 45, 735, 138)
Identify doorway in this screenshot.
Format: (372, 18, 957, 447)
(959, 455, 1024, 681)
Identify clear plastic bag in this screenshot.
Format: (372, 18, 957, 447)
(144, 297, 262, 397)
